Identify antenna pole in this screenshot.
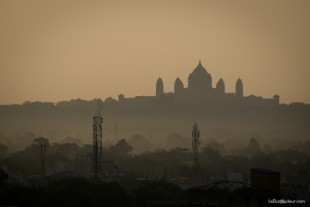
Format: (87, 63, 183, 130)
(192, 122, 200, 184)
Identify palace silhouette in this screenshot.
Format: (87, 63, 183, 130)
(113, 61, 279, 108)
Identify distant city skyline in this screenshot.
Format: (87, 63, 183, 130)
(114, 61, 280, 108)
(0, 1, 309, 104)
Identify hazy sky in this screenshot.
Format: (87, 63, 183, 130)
(0, 0, 309, 104)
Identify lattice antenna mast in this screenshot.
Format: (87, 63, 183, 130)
(192, 122, 200, 182)
(92, 99, 103, 180)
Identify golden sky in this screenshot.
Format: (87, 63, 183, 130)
(0, 0, 309, 104)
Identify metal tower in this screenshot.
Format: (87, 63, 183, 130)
(192, 122, 200, 182)
(92, 100, 103, 180)
(92, 115, 103, 180)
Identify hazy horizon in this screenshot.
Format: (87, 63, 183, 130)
(1, 0, 310, 105)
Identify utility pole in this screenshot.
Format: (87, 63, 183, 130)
(192, 122, 200, 184)
(33, 137, 48, 179)
(40, 143, 46, 178)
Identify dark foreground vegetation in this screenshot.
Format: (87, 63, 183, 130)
(0, 174, 186, 207)
(1, 137, 310, 206)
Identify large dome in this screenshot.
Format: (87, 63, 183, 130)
(190, 61, 210, 77)
(188, 61, 212, 90)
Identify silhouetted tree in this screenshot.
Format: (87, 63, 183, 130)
(249, 137, 261, 152)
(0, 143, 8, 159)
(0, 169, 8, 184)
(166, 133, 191, 149)
(206, 140, 226, 154)
(128, 134, 152, 154)
(110, 139, 133, 156)
(32, 137, 50, 148)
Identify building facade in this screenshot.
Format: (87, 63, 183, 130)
(116, 61, 279, 108)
